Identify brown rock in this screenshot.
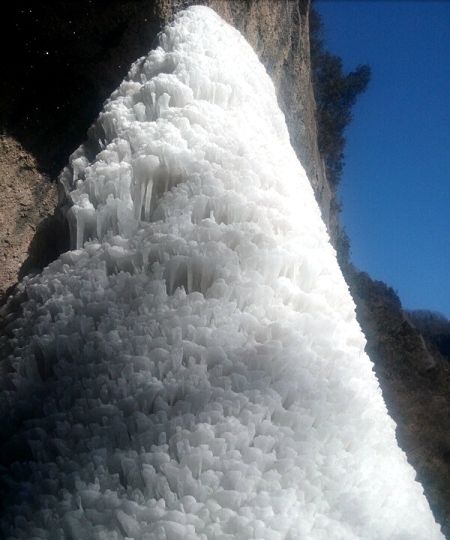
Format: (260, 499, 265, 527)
(0, 135, 67, 304)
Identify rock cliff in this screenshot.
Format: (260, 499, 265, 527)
(346, 266, 450, 535)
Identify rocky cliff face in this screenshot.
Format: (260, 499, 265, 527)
(1, 0, 449, 535)
(408, 310, 450, 362)
(346, 267, 450, 534)
(0, 136, 64, 300)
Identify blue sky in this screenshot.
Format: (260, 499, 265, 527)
(315, 1, 450, 317)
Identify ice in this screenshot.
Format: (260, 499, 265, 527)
(0, 5, 443, 540)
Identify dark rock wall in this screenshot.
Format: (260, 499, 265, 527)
(0, 136, 61, 300)
(408, 310, 450, 362)
(346, 267, 450, 535)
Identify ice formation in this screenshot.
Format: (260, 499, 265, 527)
(0, 6, 443, 540)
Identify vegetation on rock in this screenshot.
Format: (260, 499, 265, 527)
(309, 7, 371, 188)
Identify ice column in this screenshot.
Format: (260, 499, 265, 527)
(0, 6, 443, 540)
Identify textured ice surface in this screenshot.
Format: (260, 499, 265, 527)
(0, 6, 443, 540)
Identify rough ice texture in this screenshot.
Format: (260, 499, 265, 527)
(0, 6, 443, 540)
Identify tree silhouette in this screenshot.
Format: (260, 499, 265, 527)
(310, 8, 371, 187)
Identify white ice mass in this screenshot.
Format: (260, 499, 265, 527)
(0, 6, 443, 540)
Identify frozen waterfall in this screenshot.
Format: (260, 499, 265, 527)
(0, 6, 443, 539)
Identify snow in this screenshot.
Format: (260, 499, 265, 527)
(0, 6, 443, 539)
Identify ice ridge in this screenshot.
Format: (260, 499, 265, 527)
(0, 6, 443, 540)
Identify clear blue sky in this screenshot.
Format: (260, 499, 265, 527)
(315, 1, 450, 317)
